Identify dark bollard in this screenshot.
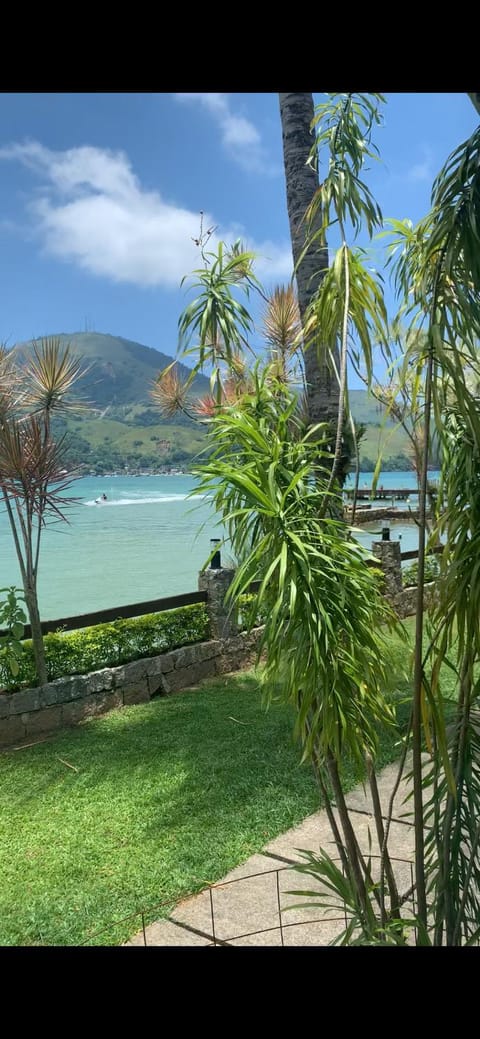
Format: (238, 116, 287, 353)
(210, 539, 221, 569)
(382, 527, 390, 541)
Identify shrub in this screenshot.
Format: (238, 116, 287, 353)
(403, 554, 440, 588)
(0, 587, 27, 680)
(237, 593, 267, 629)
(0, 603, 209, 692)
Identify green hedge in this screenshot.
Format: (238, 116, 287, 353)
(0, 603, 210, 692)
(403, 555, 441, 588)
(237, 593, 267, 630)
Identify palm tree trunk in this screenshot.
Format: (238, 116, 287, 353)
(278, 92, 340, 427)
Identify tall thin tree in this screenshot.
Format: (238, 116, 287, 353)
(278, 93, 340, 428)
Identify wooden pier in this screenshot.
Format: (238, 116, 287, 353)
(344, 487, 419, 501)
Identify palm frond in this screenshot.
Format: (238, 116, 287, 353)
(151, 364, 194, 419)
(178, 241, 258, 369)
(20, 338, 89, 416)
(304, 246, 389, 387)
(0, 414, 80, 519)
(0, 345, 20, 420)
(191, 393, 217, 420)
(263, 285, 301, 356)
(307, 93, 385, 241)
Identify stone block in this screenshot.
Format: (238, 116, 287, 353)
(9, 688, 42, 715)
(25, 705, 63, 736)
(86, 690, 123, 719)
(216, 632, 260, 674)
(62, 700, 89, 727)
(143, 656, 166, 677)
(159, 654, 175, 674)
(38, 684, 61, 708)
(46, 675, 88, 704)
(123, 682, 150, 706)
(63, 690, 123, 726)
(162, 659, 216, 694)
(85, 669, 114, 693)
(394, 581, 438, 619)
(147, 675, 167, 698)
(220, 634, 242, 655)
(397, 589, 417, 618)
(0, 714, 26, 745)
(372, 541, 403, 598)
(0, 694, 11, 719)
(216, 653, 234, 676)
(196, 640, 221, 662)
(173, 646, 197, 670)
(122, 660, 148, 684)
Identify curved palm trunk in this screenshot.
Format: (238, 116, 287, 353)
(278, 92, 340, 428)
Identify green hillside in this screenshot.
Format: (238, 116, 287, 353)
(349, 388, 395, 427)
(15, 331, 210, 410)
(10, 333, 414, 472)
(59, 414, 207, 473)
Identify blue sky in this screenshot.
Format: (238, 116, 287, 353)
(0, 92, 477, 378)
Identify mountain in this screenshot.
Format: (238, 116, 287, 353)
(10, 332, 414, 472)
(15, 331, 210, 409)
(348, 388, 393, 426)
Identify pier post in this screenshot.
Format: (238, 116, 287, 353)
(372, 540, 403, 600)
(198, 567, 238, 639)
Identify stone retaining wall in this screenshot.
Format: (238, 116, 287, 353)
(395, 581, 439, 619)
(0, 628, 263, 749)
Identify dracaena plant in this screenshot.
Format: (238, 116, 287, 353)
(177, 239, 260, 404)
(152, 272, 310, 428)
(292, 94, 480, 945)
(350, 323, 441, 529)
(162, 97, 416, 943)
(166, 94, 480, 944)
(301, 93, 389, 508)
(0, 338, 87, 686)
(381, 108, 480, 941)
(190, 366, 407, 937)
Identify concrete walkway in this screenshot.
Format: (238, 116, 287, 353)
(124, 760, 416, 947)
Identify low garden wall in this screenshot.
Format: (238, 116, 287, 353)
(0, 543, 441, 749)
(0, 627, 263, 748)
(395, 582, 438, 619)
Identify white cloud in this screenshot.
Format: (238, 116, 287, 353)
(253, 240, 293, 281)
(0, 140, 291, 289)
(174, 93, 276, 174)
(408, 161, 432, 183)
(406, 145, 434, 184)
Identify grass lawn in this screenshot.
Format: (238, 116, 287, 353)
(1, 646, 413, 947)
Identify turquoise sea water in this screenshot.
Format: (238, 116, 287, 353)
(0, 475, 213, 620)
(0, 471, 433, 621)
